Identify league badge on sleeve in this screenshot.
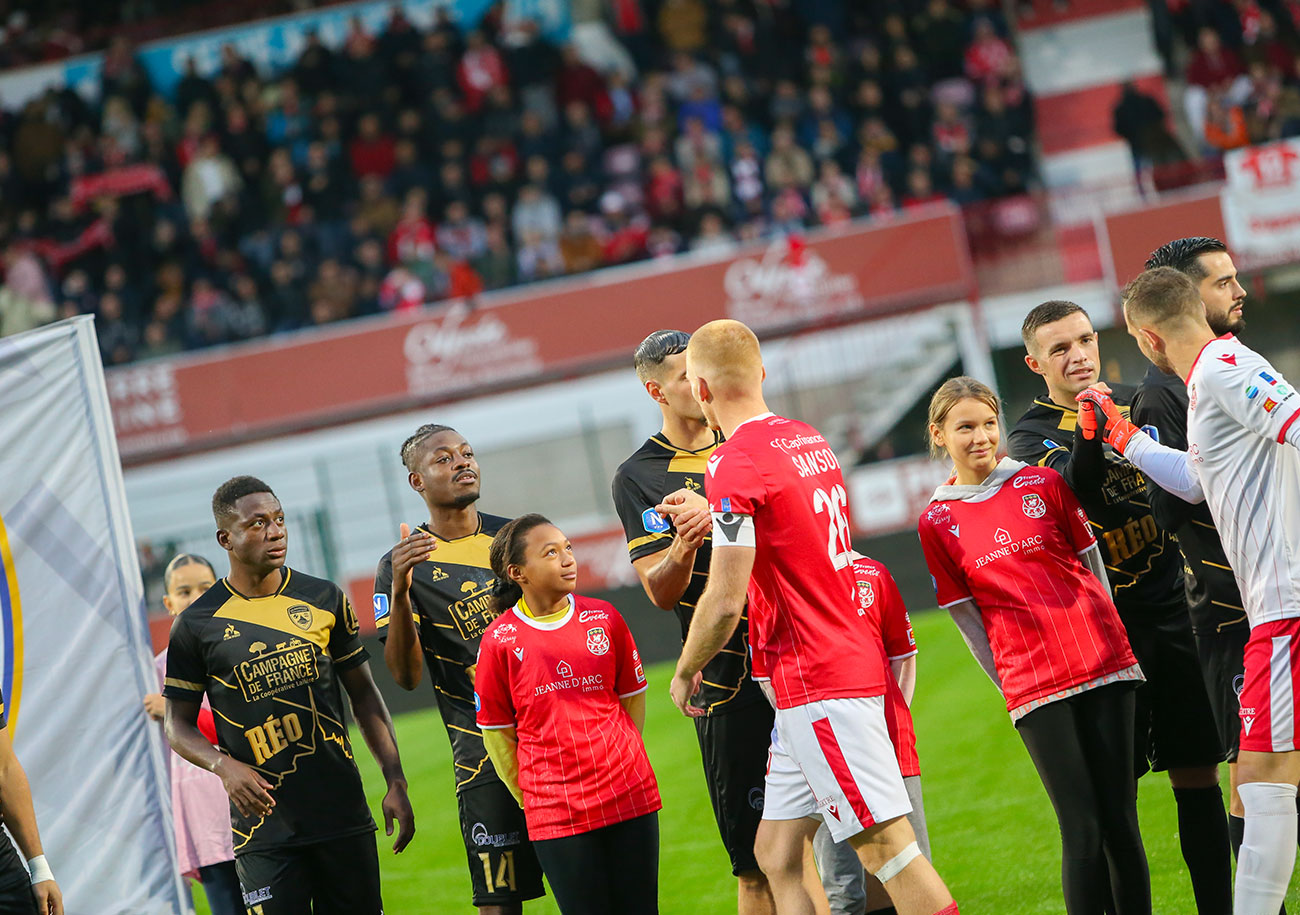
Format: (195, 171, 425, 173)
(1022, 493, 1047, 519)
(1140, 425, 1160, 442)
(372, 593, 390, 623)
(641, 507, 670, 534)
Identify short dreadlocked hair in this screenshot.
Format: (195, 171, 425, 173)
(633, 330, 691, 382)
(1144, 237, 1228, 281)
(400, 423, 456, 471)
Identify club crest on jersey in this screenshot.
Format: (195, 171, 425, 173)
(641, 508, 671, 534)
(1021, 493, 1047, 519)
(994, 528, 1012, 545)
(372, 593, 390, 622)
(586, 627, 611, 656)
(287, 604, 313, 631)
(856, 581, 875, 615)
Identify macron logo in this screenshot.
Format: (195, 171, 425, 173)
(949, 524, 960, 537)
(707, 453, 724, 476)
(1243, 715, 1255, 735)
(513, 647, 524, 661)
(1219, 353, 1238, 366)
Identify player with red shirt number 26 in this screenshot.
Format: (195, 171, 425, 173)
(475, 514, 661, 915)
(667, 319, 958, 915)
(918, 376, 1151, 915)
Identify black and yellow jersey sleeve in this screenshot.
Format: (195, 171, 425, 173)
(611, 435, 764, 716)
(163, 568, 374, 854)
(372, 512, 511, 792)
(1010, 387, 1186, 617)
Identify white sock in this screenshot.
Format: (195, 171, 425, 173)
(1235, 781, 1298, 915)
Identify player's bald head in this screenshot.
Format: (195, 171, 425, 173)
(1122, 266, 1206, 332)
(685, 319, 763, 399)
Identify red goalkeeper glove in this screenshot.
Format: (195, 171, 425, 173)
(1075, 388, 1140, 454)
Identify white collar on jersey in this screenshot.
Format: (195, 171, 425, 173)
(512, 594, 575, 631)
(929, 456, 1027, 504)
(732, 411, 775, 434)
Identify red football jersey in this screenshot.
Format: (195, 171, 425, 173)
(851, 555, 920, 777)
(917, 465, 1139, 716)
(475, 595, 661, 840)
(706, 413, 887, 709)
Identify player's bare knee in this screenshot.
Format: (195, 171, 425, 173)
(848, 815, 914, 872)
(753, 835, 803, 881)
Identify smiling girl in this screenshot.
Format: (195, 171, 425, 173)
(474, 514, 661, 915)
(915, 377, 1151, 915)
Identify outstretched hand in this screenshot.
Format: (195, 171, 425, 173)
(1075, 387, 1139, 453)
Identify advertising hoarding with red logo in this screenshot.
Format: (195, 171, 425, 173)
(107, 210, 972, 463)
(1221, 140, 1300, 264)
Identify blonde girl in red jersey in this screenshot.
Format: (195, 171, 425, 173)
(917, 377, 1151, 915)
(475, 514, 661, 915)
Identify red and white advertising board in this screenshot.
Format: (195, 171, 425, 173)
(108, 209, 973, 463)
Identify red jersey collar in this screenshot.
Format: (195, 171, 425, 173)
(1185, 333, 1235, 385)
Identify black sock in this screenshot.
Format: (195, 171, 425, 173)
(865, 909, 898, 915)
(1174, 786, 1233, 915)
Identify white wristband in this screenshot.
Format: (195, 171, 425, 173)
(27, 854, 53, 885)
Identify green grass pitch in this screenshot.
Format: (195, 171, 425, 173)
(192, 610, 1300, 913)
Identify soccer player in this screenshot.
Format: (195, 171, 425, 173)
(373, 424, 543, 913)
(1134, 237, 1258, 861)
(668, 319, 957, 915)
(1079, 265, 1300, 913)
(143, 554, 243, 915)
(812, 553, 929, 915)
(164, 476, 414, 915)
(0, 691, 62, 915)
(475, 514, 661, 915)
(919, 376, 1149, 915)
(1009, 300, 1231, 912)
(612, 329, 776, 914)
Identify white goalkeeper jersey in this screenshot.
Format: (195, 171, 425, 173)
(1186, 334, 1300, 627)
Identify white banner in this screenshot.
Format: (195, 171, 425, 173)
(1221, 139, 1300, 263)
(0, 318, 188, 914)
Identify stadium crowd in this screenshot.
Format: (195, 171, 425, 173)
(0, 0, 1037, 365)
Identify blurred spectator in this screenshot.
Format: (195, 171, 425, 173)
(1204, 94, 1251, 151)
(964, 19, 1013, 85)
(388, 190, 437, 270)
(1112, 82, 1187, 172)
(1185, 26, 1251, 139)
(349, 114, 396, 180)
(458, 31, 509, 113)
(811, 160, 858, 224)
(516, 228, 565, 281)
(437, 201, 489, 263)
(0, 246, 56, 337)
(658, 0, 708, 54)
(765, 126, 814, 192)
(559, 211, 606, 273)
(182, 135, 242, 223)
(512, 184, 563, 244)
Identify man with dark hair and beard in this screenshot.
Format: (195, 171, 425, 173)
(1131, 238, 1269, 869)
(372, 426, 544, 914)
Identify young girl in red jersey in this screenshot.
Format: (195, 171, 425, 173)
(475, 514, 661, 915)
(916, 377, 1152, 915)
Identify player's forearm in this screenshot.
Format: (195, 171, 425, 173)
(165, 707, 227, 773)
(382, 592, 423, 690)
(481, 728, 523, 807)
(345, 671, 407, 784)
(892, 656, 917, 706)
(0, 756, 44, 860)
(676, 593, 741, 677)
(1123, 432, 1205, 503)
(1062, 425, 1105, 493)
(620, 691, 647, 733)
(643, 539, 697, 610)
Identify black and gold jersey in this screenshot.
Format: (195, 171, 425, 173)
(162, 568, 374, 855)
(372, 512, 509, 793)
(1009, 386, 1185, 616)
(611, 434, 763, 716)
(1131, 364, 1248, 634)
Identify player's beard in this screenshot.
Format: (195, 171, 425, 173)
(451, 487, 480, 508)
(1207, 305, 1246, 336)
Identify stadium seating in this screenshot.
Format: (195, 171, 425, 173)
(0, 0, 1039, 365)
